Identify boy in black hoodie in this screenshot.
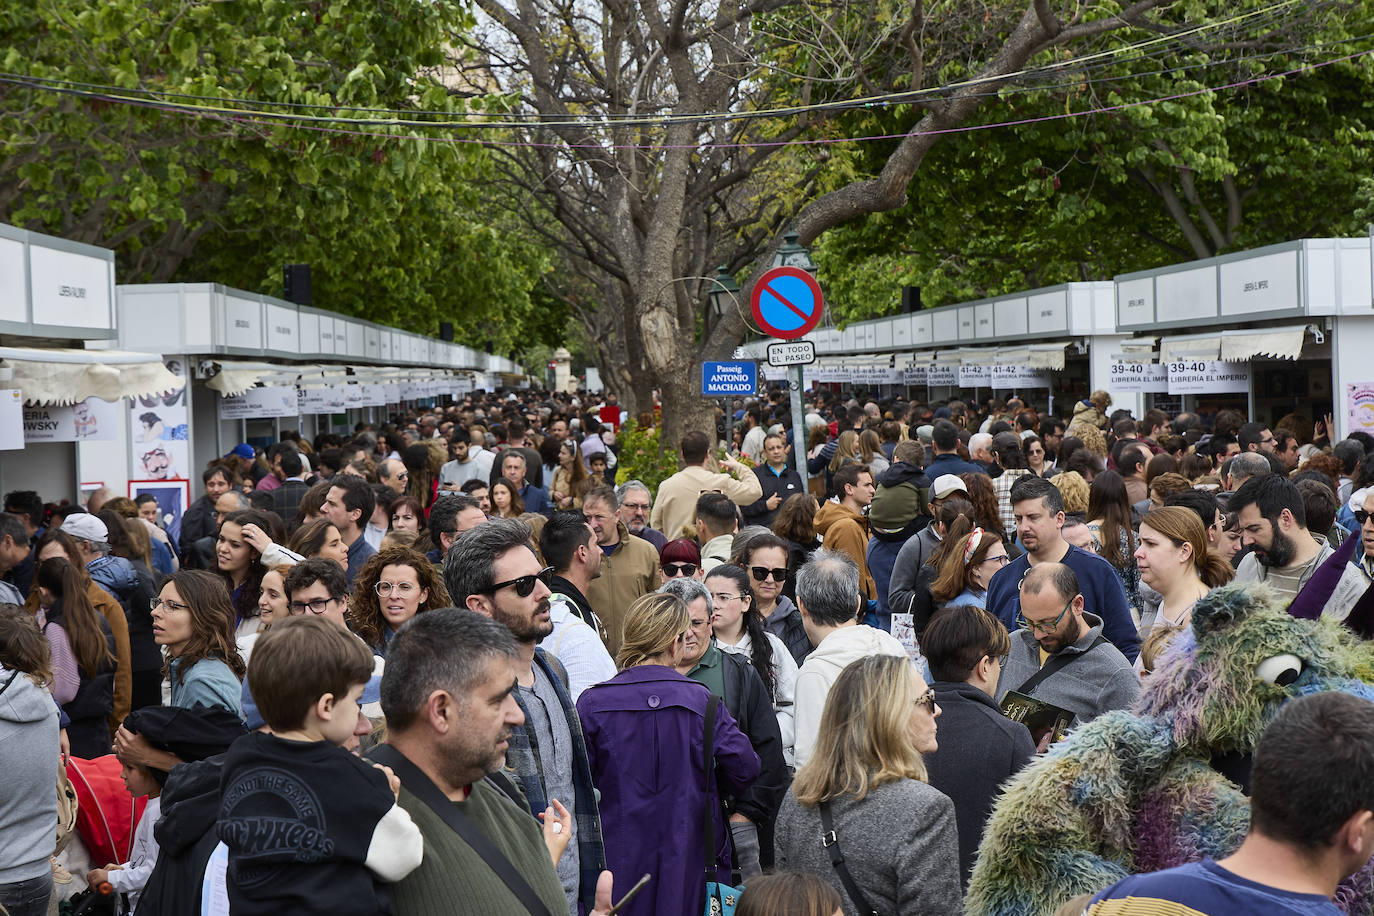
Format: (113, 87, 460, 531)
(217, 617, 423, 915)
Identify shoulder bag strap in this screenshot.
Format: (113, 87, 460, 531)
(818, 800, 879, 916)
(702, 694, 719, 882)
(368, 744, 553, 916)
(1014, 634, 1108, 695)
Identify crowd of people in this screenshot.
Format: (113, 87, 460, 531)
(2, 384, 1374, 916)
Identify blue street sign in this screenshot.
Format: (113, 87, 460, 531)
(701, 361, 758, 396)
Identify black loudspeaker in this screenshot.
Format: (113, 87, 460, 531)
(283, 264, 312, 305)
(439, 322, 455, 341)
(901, 285, 922, 313)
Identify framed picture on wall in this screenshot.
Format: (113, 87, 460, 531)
(129, 479, 191, 547)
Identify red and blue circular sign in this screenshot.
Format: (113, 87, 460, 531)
(751, 266, 824, 340)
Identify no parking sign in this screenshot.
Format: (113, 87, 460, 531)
(751, 267, 824, 340)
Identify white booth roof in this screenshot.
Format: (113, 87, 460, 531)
(0, 224, 116, 340)
(117, 282, 519, 377)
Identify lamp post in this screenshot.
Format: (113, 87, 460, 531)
(706, 265, 740, 339)
(771, 228, 814, 465)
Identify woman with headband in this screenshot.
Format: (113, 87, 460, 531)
(928, 523, 1010, 613)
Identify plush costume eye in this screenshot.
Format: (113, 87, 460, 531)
(1255, 653, 1303, 686)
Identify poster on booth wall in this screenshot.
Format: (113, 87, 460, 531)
(129, 357, 190, 481)
(1346, 383, 1374, 435)
(0, 389, 22, 450)
(130, 479, 190, 547)
(24, 396, 120, 444)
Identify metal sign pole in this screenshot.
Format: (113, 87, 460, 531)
(790, 365, 805, 465)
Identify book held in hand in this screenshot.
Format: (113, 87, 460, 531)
(1000, 689, 1075, 746)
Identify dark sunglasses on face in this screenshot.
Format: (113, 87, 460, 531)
(1357, 510, 1374, 526)
(663, 563, 698, 577)
(751, 566, 788, 583)
(488, 566, 555, 597)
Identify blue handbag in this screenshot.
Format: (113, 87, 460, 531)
(702, 695, 743, 916)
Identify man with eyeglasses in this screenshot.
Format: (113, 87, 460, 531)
(994, 563, 1138, 730)
(283, 558, 355, 629)
(581, 486, 661, 658)
(615, 481, 667, 552)
(378, 457, 409, 495)
(985, 476, 1141, 664)
(538, 511, 615, 700)
(446, 518, 606, 916)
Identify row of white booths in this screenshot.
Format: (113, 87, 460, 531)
(736, 236, 1374, 440)
(0, 222, 525, 507)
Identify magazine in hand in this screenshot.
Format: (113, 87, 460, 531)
(1000, 689, 1075, 746)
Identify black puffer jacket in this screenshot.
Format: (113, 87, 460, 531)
(137, 755, 226, 916)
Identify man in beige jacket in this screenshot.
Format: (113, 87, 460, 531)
(583, 485, 663, 657)
(651, 430, 763, 541)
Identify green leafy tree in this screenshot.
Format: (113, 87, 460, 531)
(0, 0, 548, 352)
(807, 2, 1374, 319)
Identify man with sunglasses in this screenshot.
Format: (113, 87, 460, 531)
(994, 563, 1138, 730)
(447, 518, 606, 916)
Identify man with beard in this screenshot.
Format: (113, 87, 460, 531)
(994, 563, 1139, 728)
(1232, 475, 1367, 619)
(367, 609, 620, 915)
(985, 476, 1141, 663)
(445, 518, 605, 916)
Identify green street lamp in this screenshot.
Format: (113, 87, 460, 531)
(706, 265, 740, 336)
(772, 228, 817, 274)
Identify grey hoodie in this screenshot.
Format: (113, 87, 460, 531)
(0, 664, 60, 883)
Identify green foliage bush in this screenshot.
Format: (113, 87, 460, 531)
(613, 420, 680, 501)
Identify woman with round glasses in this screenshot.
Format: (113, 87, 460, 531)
(929, 525, 1009, 613)
(348, 546, 451, 655)
(658, 537, 703, 580)
(706, 563, 798, 764)
(734, 533, 809, 666)
(776, 654, 960, 915)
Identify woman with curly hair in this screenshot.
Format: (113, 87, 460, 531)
(348, 546, 450, 656)
(1049, 470, 1090, 516)
(550, 439, 588, 510)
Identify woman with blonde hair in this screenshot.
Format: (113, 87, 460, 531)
(827, 429, 860, 476)
(1133, 506, 1234, 647)
(776, 654, 961, 915)
(1049, 470, 1090, 515)
(737, 872, 843, 916)
(928, 525, 1010, 611)
(577, 592, 760, 916)
(859, 428, 889, 476)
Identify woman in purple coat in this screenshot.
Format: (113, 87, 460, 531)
(577, 592, 760, 916)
